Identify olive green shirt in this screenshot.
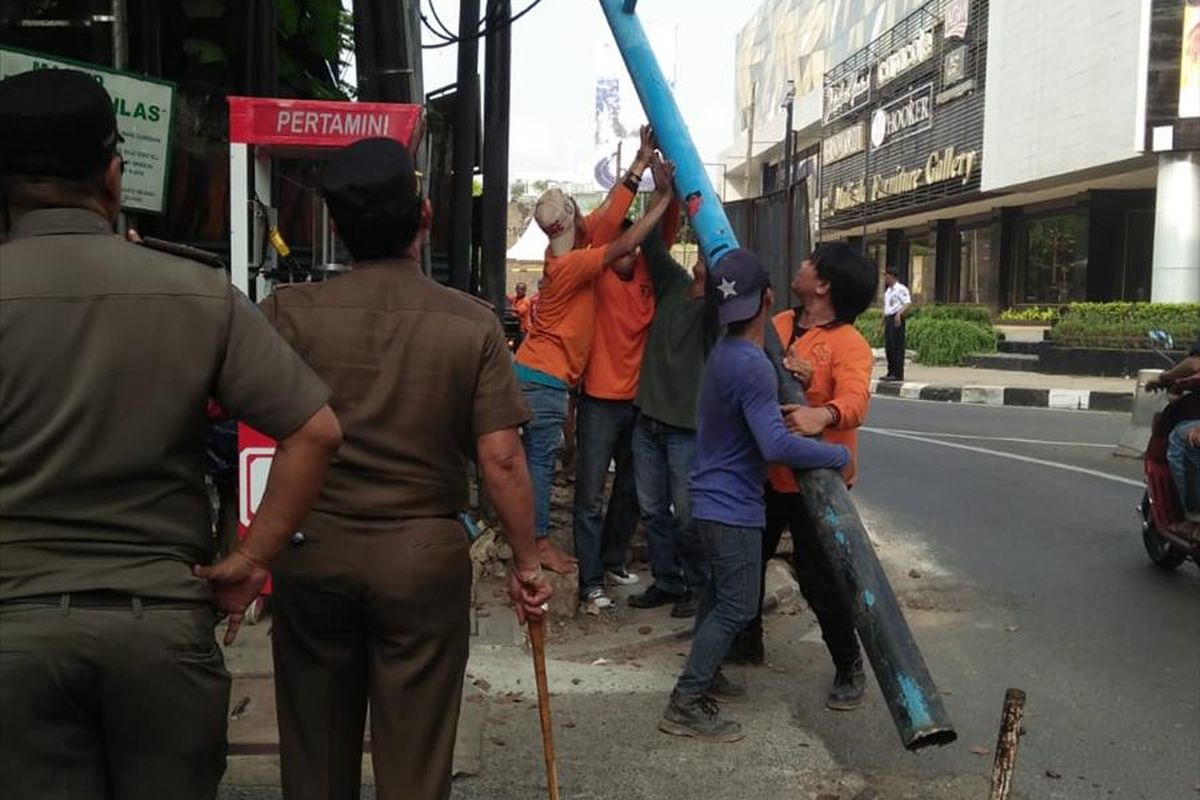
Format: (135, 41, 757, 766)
(0, 208, 331, 602)
(260, 258, 530, 524)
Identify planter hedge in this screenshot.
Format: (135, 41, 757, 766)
(908, 318, 998, 366)
(1049, 302, 1199, 350)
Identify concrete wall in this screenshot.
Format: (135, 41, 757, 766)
(981, 0, 1143, 191)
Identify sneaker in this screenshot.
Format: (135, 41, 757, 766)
(580, 588, 613, 616)
(670, 590, 698, 618)
(658, 691, 744, 742)
(826, 659, 867, 711)
(723, 632, 765, 666)
(605, 567, 640, 586)
(628, 584, 683, 609)
(708, 668, 746, 703)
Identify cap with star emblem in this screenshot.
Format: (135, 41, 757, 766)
(712, 248, 770, 325)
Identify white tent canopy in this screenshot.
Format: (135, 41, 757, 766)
(506, 219, 550, 263)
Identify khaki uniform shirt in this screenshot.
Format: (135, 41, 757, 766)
(0, 208, 331, 602)
(260, 258, 530, 523)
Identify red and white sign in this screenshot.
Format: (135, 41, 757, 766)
(228, 96, 423, 150)
(237, 423, 277, 595)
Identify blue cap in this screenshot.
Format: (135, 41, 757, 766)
(712, 248, 769, 325)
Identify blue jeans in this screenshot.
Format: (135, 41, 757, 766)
(1168, 420, 1200, 514)
(520, 382, 569, 537)
(632, 414, 706, 596)
(674, 521, 762, 696)
(573, 396, 639, 597)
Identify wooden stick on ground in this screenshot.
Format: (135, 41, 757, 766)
(988, 688, 1027, 800)
(529, 616, 560, 800)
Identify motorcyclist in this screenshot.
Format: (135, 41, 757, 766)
(1147, 332, 1200, 524)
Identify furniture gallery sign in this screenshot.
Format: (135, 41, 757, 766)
(822, 146, 978, 214)
(0, 47, 176, 214)
(869, 84, 933, 148)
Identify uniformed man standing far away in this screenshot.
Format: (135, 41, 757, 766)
(0, 70, 343, 799)
(259, 137, 553, 800)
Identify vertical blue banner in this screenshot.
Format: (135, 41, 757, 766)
(598, 0, 739, 267)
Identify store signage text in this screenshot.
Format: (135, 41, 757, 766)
(824, 67, 871, 122)
(876, 26, 935, 87)
(822, 123, 866, 164)
(869, 84, 933, 148)
(822, 146, 979, 215)
(943, 0, 970, 39)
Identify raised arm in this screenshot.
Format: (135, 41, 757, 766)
(587, 125, 656, 245)
(603, 186, 674, 280)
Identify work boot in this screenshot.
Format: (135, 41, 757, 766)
(723, 630, 765, 666)
(708, 668, 746, 703)
(827, 657, 867, 711)
(658, 691, 744, 742)
(628, 584, 683, 609)
(670, 590, 698, 618)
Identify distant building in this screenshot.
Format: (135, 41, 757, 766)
(722, 0, 1200, 306)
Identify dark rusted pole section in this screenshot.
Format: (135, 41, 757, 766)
(482, 0, 512, 315)
(450, 0, 481, 291)
(765, 323, 957, 751)
(988, 688, 1027, 800)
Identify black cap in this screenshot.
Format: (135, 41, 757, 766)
(320, 137, 421, 218)
(0, 69, 122, 179)
(712, 248, 770, 325)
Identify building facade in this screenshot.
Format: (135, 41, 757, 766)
(725, 0, 1200, 307)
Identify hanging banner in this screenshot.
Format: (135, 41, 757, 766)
(1181, 0, 1200, 118)
(0, 47, 176, 214)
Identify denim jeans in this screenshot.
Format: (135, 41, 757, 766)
(632, 414, 706, 596)
(520, 382, 569, 537)
(1168, 419, 1200, 514)
(573, 395, 640, 597)
(674, 521, 762, 696)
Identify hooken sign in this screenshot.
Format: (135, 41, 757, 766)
(0, 48, 176, 214)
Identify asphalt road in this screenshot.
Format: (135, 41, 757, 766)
(811, 396, 1200, 800)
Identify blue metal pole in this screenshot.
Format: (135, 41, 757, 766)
(598, 0, 737, 267)
(600, 0, 956, 752)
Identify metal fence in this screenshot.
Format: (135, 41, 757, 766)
(723, 181, 811, 312)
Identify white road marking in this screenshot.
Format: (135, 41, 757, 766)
(878, 428, 1115, 448)
(861, 428, 1143, 488)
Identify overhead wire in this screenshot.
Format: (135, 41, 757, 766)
(420, 0, 546, 49)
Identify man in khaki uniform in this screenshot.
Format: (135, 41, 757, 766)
(0, 69, 342, 799)
(261, 137, 553, 800)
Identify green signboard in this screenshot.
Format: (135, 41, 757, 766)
(0, 47, 176, 214)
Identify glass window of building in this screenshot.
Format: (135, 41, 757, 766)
(909, 240, 935, 303)
(1021, 214, 1089, 304)
(959, 227, 997, 306)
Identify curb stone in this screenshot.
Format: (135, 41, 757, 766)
(870, 379, 1132, 413)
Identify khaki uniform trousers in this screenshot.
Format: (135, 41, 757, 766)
(271, 513, 471, 800)
(0, 600, 230, 800)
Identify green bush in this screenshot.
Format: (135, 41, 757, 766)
(907, 318, 998, 366)
(855, 309, 884, 348)
(915, 304, 993, 325)
(1049, 302, 1199, 349)
(998, 306, 1060, 323)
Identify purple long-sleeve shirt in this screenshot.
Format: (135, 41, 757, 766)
(689, 336, 849, 528)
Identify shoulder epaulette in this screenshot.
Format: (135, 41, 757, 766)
(138, 237, 226, 270)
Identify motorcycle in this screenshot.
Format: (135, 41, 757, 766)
(1139, 331, 1200, 571)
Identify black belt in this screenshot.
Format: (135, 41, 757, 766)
(3, 591, 205, 609)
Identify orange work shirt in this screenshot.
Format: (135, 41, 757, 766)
(513, 295, 533, 333)
(766, 310, 873, 491)
(582, 201, 680, 400)
(515, 186, 635, 386)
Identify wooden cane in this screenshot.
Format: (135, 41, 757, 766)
(528, 616, 560, 800)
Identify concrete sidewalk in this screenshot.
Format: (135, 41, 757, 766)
(870, 360, 1138, 413)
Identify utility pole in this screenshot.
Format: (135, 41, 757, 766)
(450, 0, 482, 291)
(782, 79, 795, 277)
(482, 0, 512, 315)
(744, 83, 756, 198)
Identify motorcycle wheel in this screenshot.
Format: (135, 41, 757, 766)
(1141, 491, 1188, 570)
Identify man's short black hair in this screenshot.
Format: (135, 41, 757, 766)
(884, 266, 900, 277)
(321, 138, 422, 261)
(811, 242, 879, 323)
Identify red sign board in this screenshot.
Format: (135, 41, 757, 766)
(237, 423, 278, 595)
(228, 96, 423, 150)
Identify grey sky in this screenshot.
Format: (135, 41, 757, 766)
(416, 0, 756, 184)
